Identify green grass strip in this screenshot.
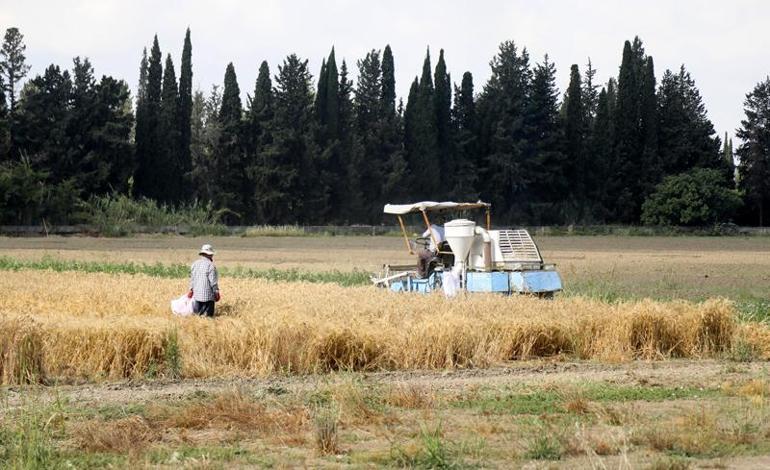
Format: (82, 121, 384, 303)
(453, 384, 720, 415)
(0, 256, 370, 287)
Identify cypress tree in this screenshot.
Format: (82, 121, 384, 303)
(247, 61, 276, 223)
(134, 48, 149, 193)
(324, 49, 340, 140)
(353, 49, 384, 218)
(610, 38, 648, 222)
(338, 60, 366, 220)
(314, 58, 328, 128)
(408, 49, 440, 199)
(434, 49, 452, 194)
(159, 54, 180, 202)
(451, 71, 477, 200)
(178, 28, 193, 200)
(379, 45, 408, 210)
(134, 36, 163, 199)
(214, 62, 245, 220)
(565, 64, 586, 210)
(381, 45, 396, 117)
(591, 86, 614, 221)
(639, 56, 659, 201)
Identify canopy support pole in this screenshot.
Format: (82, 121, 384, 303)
(397, 215, 413, 255)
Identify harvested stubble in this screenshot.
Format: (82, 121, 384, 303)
(0, 271, 764, 382)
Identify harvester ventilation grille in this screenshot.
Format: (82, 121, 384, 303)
(497, 229, 542, 264)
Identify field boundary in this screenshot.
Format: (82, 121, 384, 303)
(2, 224, 770, 237)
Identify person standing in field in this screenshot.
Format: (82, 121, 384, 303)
(187, 244, 220, 317)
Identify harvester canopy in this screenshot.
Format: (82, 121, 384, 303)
(383, 201, 490, 215)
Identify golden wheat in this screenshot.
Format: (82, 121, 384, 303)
(0, 270, 764, 383)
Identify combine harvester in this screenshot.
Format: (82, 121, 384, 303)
(374, 201, 562, 297)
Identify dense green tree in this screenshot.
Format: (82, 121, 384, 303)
(0, 73, 9, 159)
(737, 77, 770, 226)
(159, 54, 180, 202)
(353, 49, 384, 217)
(477, 41, 531, 220)
(527, 56, 566, 222)
(582, 58, 599, 124)
(722, 132, 735, 183)
(212, 62, 245, 220)
(91, 76, 134, 193)
(337, 60, 366, 220)
(1, 27, 31, 151)
(450, 71, 477, 200)
(267, 54, 321, 223)
(190, 86, 221, 202)
(403, 49, 440, 200)
(177, 28, 193, 200)
(641, 168, 741, 226)
(14, 65, 72, 172)
(657, 66, 727, 182)
(134, 36, 163, 199)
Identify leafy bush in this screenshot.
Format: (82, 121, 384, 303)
(641, 169, 743, 226)
(81, 194, 229, 236)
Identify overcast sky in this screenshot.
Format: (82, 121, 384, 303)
(3, 0, 770, 141)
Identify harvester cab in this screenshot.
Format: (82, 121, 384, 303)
(373, 201, 563, 297)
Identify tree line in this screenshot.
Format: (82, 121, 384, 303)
(1, 26, 769, 226)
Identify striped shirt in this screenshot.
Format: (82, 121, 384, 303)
(189, 256, 219, 302)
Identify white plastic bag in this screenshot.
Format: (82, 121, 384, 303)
(442, 271, 461, 297)
(171, 294, 194, 316)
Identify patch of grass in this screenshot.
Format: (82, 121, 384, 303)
(524, 434, 563, 460)
(0, 255, 371, 287)
(453, 384, 719, 415)
(313, 407, 340, 455)
(647, 455, 692, 470)
(390, 424, 477, 469)
(0, 400, 63, 468)
(163, 328, 182, 379)
(728, 338, 761, 362)
(146, 445, 266, 466)
(736, 299, 770, 324)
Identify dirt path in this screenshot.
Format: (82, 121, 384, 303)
(4, 359, 761, 408)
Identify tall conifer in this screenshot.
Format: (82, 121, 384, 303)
(178, 28, 193, 200)
(159, 54, 179, 202)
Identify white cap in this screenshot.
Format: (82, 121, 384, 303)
(199, 244, 215, 256)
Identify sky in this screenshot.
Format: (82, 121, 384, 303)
(2, 0, 770, 142)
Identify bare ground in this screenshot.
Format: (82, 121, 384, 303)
(5, 359, 764, 409)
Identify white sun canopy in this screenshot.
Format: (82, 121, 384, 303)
(383, 201, 490, 215)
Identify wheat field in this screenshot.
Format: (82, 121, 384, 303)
(2, 270, 768, 384)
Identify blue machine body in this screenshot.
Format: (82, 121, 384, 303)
(389, 270, 562, 295)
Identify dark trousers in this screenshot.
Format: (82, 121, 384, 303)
(193, 300, 215, 317)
